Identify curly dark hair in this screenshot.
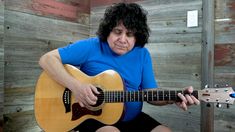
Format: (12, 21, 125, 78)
(96, 3, 150, 47)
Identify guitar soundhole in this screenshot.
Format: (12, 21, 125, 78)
(91, 87, 104, 107)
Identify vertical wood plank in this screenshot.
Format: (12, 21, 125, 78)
(201, 0, 215, 132)
(0, 0, 4, 130)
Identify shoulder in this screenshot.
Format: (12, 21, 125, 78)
(133, 47, 151, 56)
(73, 37, 100, 45)
(70, 37, 102, 49)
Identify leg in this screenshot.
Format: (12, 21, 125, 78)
(114, 112, 162, 132)
(151, 125, 172, 132)
(96, 126, 120, 132)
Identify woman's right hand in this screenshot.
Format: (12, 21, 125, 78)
(71, 82, 100, 108)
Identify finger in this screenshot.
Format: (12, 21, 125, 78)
(82, 96, 93, 106)
(90, 85, 100, 94)
(176, 102, 187, 111)
(185, 94, 194, 105)
(78, 101, 85, 107)
(191, 95, 200, 105)
(85, 95, 97, 105)
(182, 102, 187, 111)
(87, 87, 98, 101)
(178, 93, 187, 103)
(184, 86, 193, 93)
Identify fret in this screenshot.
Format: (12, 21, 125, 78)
(117, 91, 119, 102)
(192, 91, 198, 99)
(120, 91, 123, 102)
(168, 90, 171, 101)
(157, 90, 159, 101)
(164, 90, 169, 101)
(134, 92, 136, 101)
(170, 90, 176, 101)
(153, 90, 157, 101)
(107, 91, 110, 102)
(110, 91, 111, 102)
(163, 90, 165, 101)
(107, 91, 109, 102)
(109, 91, 111, 102)
(147, 90, 152, 101)
(111, 91, 113, 102)
(105, 91, 107, 102)
(131, 91, 134, 101)
(144, 91, 147, 101)
(176, 90, 183, 101)
(123, 90, 125, 102)
(136, 91, 139, 101)
(152, 90, 154, 101)
(147, 91, 149, 101)
(158, 91, 163, 101)
(129, 91, 131, 102)
(141, 91, 143, 101)
(114, 91, 117, 102)
(139, 91, 142, 101)
(133, 91, 135, 101)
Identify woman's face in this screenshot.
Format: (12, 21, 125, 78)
(107, 22, 136, 55)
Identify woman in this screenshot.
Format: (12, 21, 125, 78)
(39, 3, 199, 132)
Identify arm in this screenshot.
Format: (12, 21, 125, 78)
(39, 49, 99, 107)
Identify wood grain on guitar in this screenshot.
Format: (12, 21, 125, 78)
(34, 64, 235, 132)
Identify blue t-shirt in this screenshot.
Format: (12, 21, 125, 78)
(58, 37, 158, 121)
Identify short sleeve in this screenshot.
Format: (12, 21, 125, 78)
(58, 38, 95, 66)
(141, 50, 158, 89)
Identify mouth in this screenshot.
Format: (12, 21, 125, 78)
(115, 44, 127, 50)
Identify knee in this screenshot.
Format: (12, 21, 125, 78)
(151, 125, 172, 132)
(96, 126, 120, 132)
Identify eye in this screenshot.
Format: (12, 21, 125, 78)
(112, 29, 122, 35)
(127, 32, 134, 37)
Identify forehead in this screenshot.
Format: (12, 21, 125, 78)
(114, 22, 126, 29)
(113, 23, 133, 32)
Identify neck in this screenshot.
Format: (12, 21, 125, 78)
(101, 89, 198, 103)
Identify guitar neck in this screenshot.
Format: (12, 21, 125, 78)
(102, 89, 199, 103)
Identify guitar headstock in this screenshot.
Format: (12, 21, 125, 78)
(199, 87, 235, 106)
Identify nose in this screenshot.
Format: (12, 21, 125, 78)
(119, 33, 127, 43)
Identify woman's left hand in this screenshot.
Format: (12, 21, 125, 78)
(176, 86, 200, 111)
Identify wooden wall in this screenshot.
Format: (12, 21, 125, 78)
(214, 0, 235, 131)
(91, 0, 202, 132)
(0, 0, 4, 130)
(3, 0, 90, 131)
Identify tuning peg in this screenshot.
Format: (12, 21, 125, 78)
(205, 84, 209, 88)
(216, 103, 222, 108)
(214, 84, 219, 88)
(227, 104, 230, 109)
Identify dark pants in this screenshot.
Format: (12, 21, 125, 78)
(74, 112, 161, 132)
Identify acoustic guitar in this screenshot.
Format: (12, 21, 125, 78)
(34, 64, 235, 132)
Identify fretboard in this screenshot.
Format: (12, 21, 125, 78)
(102, 90, 198, 103)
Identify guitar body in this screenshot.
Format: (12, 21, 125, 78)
(34, 65, 124, 132)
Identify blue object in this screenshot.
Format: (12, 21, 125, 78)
(230, 93, 235, 98)
(58, 37, 158, 121)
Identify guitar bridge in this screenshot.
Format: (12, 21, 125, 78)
(63, 88, 71, 113)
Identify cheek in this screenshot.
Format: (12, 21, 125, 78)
(128, 40, 136, 49)
(107, 34, 116, 43)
